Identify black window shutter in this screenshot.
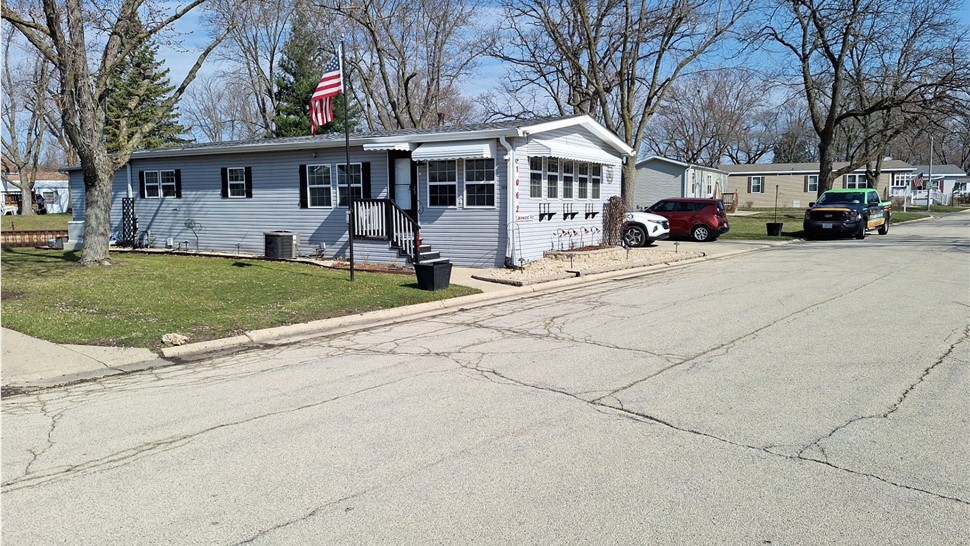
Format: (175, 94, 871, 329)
(299, 165, 308, 208)
(803, 175, 809, 193)
(747, 177, 752, 193)
(174, 169, 182, 198)
(139, 171, 146, 198)
(361, 162, 371, 199)
(220, 168, 228, 198)
(245, 166, 253, 198)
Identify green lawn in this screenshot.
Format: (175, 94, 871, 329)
(1, 213, 71, 231)
(722, 208, 937, 240)
(1, 249, 478, 351)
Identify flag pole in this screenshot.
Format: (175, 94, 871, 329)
(341, 40, 355, 281)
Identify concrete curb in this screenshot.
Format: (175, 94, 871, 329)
(1, 357, 174, 395)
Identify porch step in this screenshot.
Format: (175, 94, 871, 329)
(417, 257, 449, 265)
(394, 240, 443, 265)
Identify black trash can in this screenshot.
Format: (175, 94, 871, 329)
(766, 222, 784, 236)
(415, 261, 453, 291)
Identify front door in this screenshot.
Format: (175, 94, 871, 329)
(392, 156, 417, 220)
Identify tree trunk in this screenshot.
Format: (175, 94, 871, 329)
(817, 138, 836, 197)
(78, 156, 116, 266)
(622, 159, 637, 207)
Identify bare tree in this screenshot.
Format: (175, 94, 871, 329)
(644, 69, 774, 167)
(182, 73, 266, 142)
(212, 0, 295, 136)
(765, 0, 970, 195)
(769, 99, 818, 164)
(1, 28, 53, 216)
(3, 0, 237, 265)
(318, 0, 491, 130)
(491, 0, 753, 204)
(885, 109, 970, 173)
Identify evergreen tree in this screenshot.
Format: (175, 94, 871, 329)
(105, 20, 189, 152)
(274, 7, 359, 137)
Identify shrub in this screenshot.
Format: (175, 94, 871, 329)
(602, 196, 627, 246)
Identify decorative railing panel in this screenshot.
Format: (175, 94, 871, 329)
(352, 199, 420, 263)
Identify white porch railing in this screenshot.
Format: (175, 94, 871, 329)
(352, 199, 421, 262)
(908, 190, 950, 206)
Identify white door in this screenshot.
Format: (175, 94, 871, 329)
(394, 157, 412, 211)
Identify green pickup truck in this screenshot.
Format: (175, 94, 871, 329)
(803, 188, 891, 240)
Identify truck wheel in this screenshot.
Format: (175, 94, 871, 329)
(855, 218, 867, 239)
(878, 215, 889, 235)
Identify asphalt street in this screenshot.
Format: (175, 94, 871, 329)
(2, 215, 968, 544)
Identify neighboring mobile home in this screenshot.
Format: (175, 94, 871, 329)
(632, 156, 728, 210)
(719, 161, 915, 208)
(1, 155, 71, 214)
(890, 164, 968, 204)
(65, 116, 634, 268)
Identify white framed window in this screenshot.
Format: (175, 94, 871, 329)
(546, 159, 559, 199)
(336, 163, 363, 206)
(144, 170, 176, 198)
(227, 167, 247, 198)
(845, 173, 866, 189)
(464, 158, 495, 207)
(562, 161, 574, 199)
(577, 163, 589, 199)
(806, 174, 818, 193)
(705, 174, 713, 196)
(428, 160, 457, 207)
(749, 176, 764, 193)
(591, 164, 601, 199)
(529, 157, 543, 198)
(307, 164, 332, 207)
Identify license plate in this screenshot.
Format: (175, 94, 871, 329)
(822, 223, 833, 229)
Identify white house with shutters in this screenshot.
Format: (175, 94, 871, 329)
(64, 115, 634, 268)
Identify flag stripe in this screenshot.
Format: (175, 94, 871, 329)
(309, 47, 343, 135)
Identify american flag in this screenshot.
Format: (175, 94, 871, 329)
(309, 48, 343, 135)
(914, 173, 924, 189)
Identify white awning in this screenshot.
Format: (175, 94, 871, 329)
(362, 142, 414, 151)
(411, 139, 497, 161)
(527, 138, 623, 165)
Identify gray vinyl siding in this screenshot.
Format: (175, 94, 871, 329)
(416, 147, 507, 268)
(512, 136, 623, 265)
(73, 147, 388, 257)
(634, 160, 684, 209)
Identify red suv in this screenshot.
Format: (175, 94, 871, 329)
(645, 198, 730, 241)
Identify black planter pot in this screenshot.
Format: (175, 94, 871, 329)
(766, 222, 784, 236)
(415, 261, 453, 291)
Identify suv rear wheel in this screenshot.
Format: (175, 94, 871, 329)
(691, 225, 712, 242)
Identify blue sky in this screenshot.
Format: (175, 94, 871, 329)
(158, 0, 970, 100)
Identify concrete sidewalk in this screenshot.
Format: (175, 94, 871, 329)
(2, 328, 162, 390)
(0, 239, 785, 392)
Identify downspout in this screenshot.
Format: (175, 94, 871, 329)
(498, 136, 515, 266)
(126, 163, 133, 198)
